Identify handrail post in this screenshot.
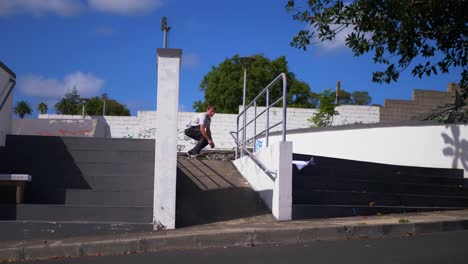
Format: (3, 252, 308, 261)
(266, 89, 270, 147)
(235, 117, 239, 159)
(253, 101, 257, 151)
(282, 73, 287, 142)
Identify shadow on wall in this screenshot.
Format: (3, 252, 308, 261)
(0, 136, 90, 217)
(95, 117, 111, 138)
(441, 125, 468, 171)
(175, 159, 269, 227)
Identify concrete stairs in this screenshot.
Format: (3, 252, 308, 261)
(292, 154, 468, 219)
(176, 158, 269, 227)
(0, 135, 154, 240)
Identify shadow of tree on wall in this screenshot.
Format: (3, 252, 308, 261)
(441, 125, 468, 171)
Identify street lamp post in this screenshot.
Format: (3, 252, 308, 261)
(238, 57, 254, 157)
(79, 98, 90, 119)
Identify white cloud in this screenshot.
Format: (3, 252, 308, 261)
(0, 0, 84, 17)
(87, 0, 164, 15)
(315, 25, 373, 53)
(316, 25, 354, 52)
(0, 0, 165, 17)
(183, 53, 201, 69)
(17, 72, 105, 98)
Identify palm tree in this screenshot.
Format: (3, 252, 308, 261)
(37, 102, 48, 114)
(14, 101, 32, 119)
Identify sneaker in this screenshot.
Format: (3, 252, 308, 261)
(187, 150, 199, 159)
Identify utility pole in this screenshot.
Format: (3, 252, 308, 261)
(335, 81, 341, 106)
(161, 17, 171, 48)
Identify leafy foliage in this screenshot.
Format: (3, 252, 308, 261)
(37, 102, 48, 114)
(194, 54, 317, 113)
(14, 101, 32, 118)
(54, 87, 81, 115)
(338, 90, 372, 105)
(286, 0, 467, 120)
(309, 89, 338, 127)
(350, 91, 372, 105)
(54, 88, 130, 116)
(85, 94, 130, 116)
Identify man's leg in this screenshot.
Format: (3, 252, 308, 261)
(192, 136, 208, 154)
(185, 127, 202, 141)
(185, 126, 207, 155)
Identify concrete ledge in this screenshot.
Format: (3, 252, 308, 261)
(0, 174, 31, 181)
(2, 210, 468, 262)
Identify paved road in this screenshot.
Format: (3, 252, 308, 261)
(24, 230, 468, 264)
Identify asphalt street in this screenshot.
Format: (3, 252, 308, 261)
(21, 230, 468, 264)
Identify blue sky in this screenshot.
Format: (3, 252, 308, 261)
(0, 0, 462, 116)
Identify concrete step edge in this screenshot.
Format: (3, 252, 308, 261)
(2, 211, 468, 262)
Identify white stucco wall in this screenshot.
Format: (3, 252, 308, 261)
(39, 105, 379, 151)
(0, 67, 14, 147)
(12, 119, 109, 137)
(232, 141, 292, 220)
(265, 124, 468, 178)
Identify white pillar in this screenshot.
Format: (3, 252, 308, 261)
(153, 48, 182, 230)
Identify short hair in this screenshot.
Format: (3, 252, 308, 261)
(207, 105, 216, 111)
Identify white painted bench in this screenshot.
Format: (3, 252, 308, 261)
(0, 174, 31, 204)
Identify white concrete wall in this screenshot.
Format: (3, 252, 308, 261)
(12, 119, 108, 137)
(38, 114, 139, 139)
(0, 67, 14, 147)
(232, 141, 292, 220)
(39, 105, 379, 151)
(266, 124, 468, 178)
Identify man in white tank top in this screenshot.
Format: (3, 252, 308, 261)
(184, 105, 216, 156)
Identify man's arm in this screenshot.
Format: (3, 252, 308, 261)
(199, 124, 213, 144)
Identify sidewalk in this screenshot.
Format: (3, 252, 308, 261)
(2, 209, 468, 262)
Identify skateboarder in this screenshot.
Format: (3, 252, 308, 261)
(185, 105, 216, 157)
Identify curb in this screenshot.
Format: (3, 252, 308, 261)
(2, 217, 468, 263)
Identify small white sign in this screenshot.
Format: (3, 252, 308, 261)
(255, 139, 264, 152)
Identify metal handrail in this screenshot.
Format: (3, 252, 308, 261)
(231, 72, 287, 181)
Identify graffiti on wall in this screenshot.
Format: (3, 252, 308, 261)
(125, 128, 195, 151)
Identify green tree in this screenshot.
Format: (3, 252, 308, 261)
(54, 87, 81, 115)
(309, 89, 338, 127)
(351, 91, 372, 105)
(14, 101, 32, 119)
(194, 54, 316, 113)
(337, 89, 372, 105)
(286, 0, 467, 119)
(85, 94, 130, 116)
(37, 102, 48, 114)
